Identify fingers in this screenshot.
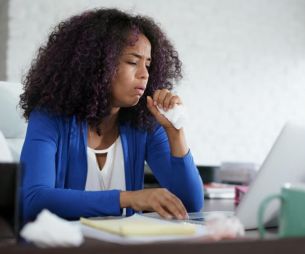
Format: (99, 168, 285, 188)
(147, 96, 173, 128)
(169, 95, 181, 109)
(162, 192, 188, 220)
(153, 204, 174, 220)
(163, 93, 172, 111)
(146, 96, 161, 117)
(155, 90, 169, 109)
(130, 188, 188, 220)
(152, 89, 161, 105)
(167, 192, 188, 219)
(147, 89, 183, 128)
(152, 89, 182, 111)
(149, 189, 188, 219)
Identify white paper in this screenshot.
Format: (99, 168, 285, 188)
(77, 214, 207, 245)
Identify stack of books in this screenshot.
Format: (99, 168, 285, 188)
(204, 183, 235, 199)
(234, 185, 249, 205)
(219, 162, 258, 185)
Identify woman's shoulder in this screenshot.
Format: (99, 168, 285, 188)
(28, 108, 76, 130)
(29, 108, 65, 121)
(26, 109, 86, 145)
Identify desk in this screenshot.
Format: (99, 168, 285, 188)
(204, 199, 263, 239)
(2, 237, 305, 254)
(1, 199, 305, 254)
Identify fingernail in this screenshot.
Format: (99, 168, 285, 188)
(153, 101, 157, 106)
(158, 104, 162, 108)
(164, 107, 168, 111)
(166, 215, 173, 220)
(177, 214, 183, 220)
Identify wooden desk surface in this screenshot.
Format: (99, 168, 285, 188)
(2, 236, 305, 254)
(1, 199, 305, 253)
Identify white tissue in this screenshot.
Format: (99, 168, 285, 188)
(205, 212, 245, 240)
(20, 209, 84, 248)
(157, 104, 186, 129)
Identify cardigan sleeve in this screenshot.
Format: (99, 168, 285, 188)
(20, 110, 122, 223)
(145, 125, 204, 212)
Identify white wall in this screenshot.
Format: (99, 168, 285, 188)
(7, 0, 305, 165)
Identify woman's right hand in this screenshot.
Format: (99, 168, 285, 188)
(120, 188, 188, 220)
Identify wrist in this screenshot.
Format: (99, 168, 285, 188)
(120, 191, 132, 208)
(165, 127, 188, 157)
(164, 126, 182, 134)
(165, 127, 184, 140)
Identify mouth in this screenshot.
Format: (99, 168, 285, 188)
(134, 86, 146, 96)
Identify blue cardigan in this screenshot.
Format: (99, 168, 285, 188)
(20, 110, 204, 223)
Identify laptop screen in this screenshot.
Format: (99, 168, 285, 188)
(0, 163, 20, 241)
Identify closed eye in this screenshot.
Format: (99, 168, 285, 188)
(127, 61, 150, 70)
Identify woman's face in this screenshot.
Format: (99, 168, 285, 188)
(111, 33, 151, 107)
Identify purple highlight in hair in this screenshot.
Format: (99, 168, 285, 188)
(20, 8, 182, 132)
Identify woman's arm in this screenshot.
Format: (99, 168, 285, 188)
(21, 110, 122, 223)
(145, 125, 204, 212)
(145, 91, 204, 211)
(164, 127, 188, 157)
(146, 90, 188, 157)
(120, 90, 204, 218)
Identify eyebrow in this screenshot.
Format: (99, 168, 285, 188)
(125, 53, 151, 62)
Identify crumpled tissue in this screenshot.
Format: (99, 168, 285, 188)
(20, 209, 84, 248)
(205, 212, 245, 240)
(157, 104, 186, 129)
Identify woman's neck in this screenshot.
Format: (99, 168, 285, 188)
(87, 107, 120, 150)
(99, 107, 120, 133)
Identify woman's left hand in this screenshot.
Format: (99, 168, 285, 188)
(146, 89, 182, 129)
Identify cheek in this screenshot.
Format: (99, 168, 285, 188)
(111, 79, 130, 101)
(118, 64, 135, 80)
(112, 82, 124, 100)
(113, 71, 134, 90)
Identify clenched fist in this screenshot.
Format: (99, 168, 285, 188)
(146, 89, 182, 129)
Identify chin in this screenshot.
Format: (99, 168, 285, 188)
(121, 98, 140, 107)
(129, 100, 140, 107)
(114, 95, 142, 108)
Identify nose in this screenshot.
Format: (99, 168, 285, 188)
(137, 63, 149, 80)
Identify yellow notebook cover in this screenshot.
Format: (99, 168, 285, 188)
(80, 214, 196, 237)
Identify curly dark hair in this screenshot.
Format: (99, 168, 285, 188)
(19, 8, 182, 131)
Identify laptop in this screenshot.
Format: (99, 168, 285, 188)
(119, 123, 305, 230)
(236, 122, 305, 229)
(156, 123, 305, 229)
(0, 163, 20, 241)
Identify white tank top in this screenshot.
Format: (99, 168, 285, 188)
(85, 136, 126, 191)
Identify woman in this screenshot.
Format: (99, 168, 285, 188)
(19, 8, 204, 224)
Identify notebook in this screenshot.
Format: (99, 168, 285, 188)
(80, 214, 196, 236)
